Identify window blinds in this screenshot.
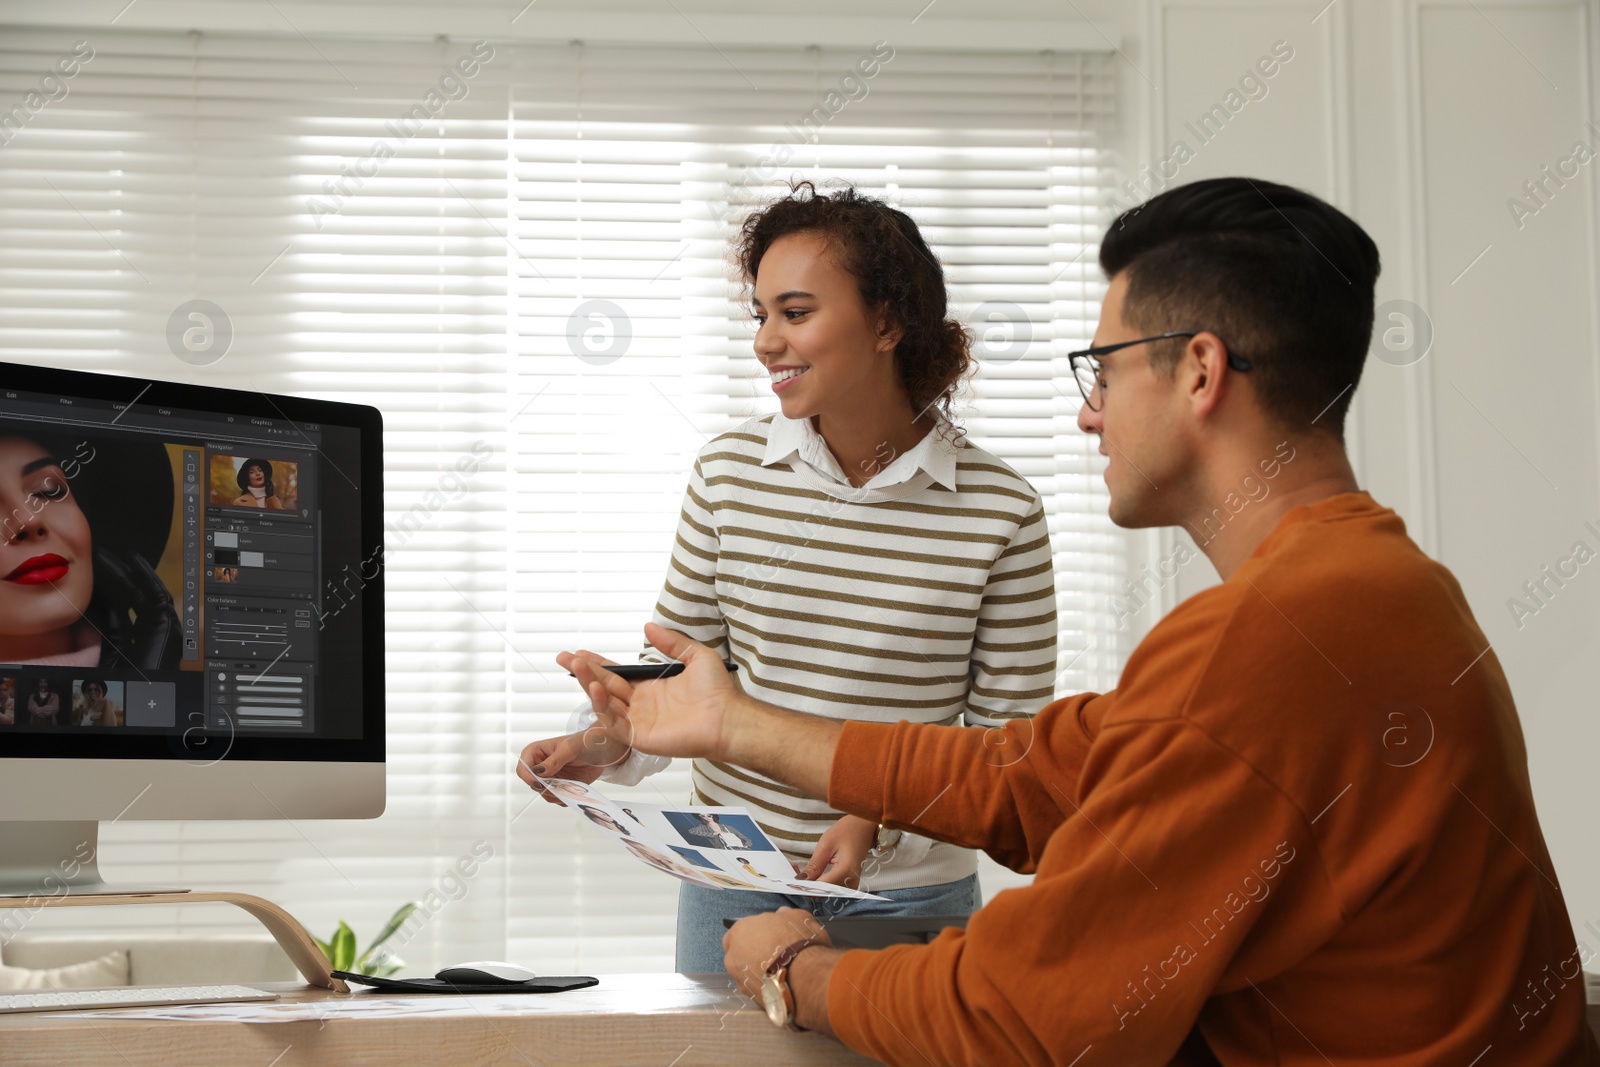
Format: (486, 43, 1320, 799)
(0, 26, 1124, 973)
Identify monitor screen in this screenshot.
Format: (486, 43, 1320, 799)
(0, 362, 383, 764)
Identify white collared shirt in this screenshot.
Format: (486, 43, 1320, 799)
(760, 414, 960, 495)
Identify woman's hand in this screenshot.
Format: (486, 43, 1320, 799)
(514, 728, 631, 801)
(798, 814, 878, 889)
(513, 647, 638, 798)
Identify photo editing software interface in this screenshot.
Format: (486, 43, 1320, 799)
(0, 385, 365, 741)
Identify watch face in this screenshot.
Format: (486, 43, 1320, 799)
(761, 976, 786, 1026)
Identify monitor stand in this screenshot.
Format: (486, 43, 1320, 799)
(0, 821, 180, 897)
(0, 820, 345, 991)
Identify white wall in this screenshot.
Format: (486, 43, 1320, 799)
(1116, 0, 1600, 945)
(4, 0, 1593, 948)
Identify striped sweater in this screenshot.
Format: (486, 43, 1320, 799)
(646, 413, 1058, 891)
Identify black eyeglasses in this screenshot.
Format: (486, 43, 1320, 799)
(1068, 331, 1253, 412)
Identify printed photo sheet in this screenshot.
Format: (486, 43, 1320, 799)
(533, 775, 885, 900)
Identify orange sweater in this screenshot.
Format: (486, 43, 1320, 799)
(827, 492, 1599, 1066)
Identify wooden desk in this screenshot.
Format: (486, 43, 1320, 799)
(0, 974, 876, 1066)
(5, 973, 1594, 1064)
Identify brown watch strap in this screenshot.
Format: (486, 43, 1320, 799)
(766, 935, 824, 976)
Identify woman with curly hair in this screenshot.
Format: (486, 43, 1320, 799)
(520, 182, 1059, 971)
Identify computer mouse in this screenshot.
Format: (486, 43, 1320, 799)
(435, 961, 540, 984)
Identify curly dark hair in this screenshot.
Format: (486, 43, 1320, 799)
(734, 181, 972, 430)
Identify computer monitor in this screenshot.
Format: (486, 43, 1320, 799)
(0, 361, 384, 896)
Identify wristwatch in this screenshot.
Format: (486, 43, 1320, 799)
(761, 936, 824, 1031)
(872, 822, 903, 855)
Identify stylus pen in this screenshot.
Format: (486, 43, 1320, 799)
(564, 661, 739, 680)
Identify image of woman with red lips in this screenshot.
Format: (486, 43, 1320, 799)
(0, 437, 98, 665)
(0, 432, 182, 670)
(230, 458, 283, 510)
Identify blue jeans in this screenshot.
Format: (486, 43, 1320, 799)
(674, 873, 981, 974)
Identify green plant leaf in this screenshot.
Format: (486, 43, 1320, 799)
(330, 920, 357, 972)
(355, 902, 419, 971)
(312, 935, 333, 961)
(366, 901, 419, 956)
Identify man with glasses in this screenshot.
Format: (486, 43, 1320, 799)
(548, 177, 1598, 1065)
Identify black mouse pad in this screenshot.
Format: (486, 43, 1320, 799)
(332, 971, 598, 994)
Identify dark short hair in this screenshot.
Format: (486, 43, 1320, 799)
(736, 181, 972, 427)
(1099, 178, 1380, 435)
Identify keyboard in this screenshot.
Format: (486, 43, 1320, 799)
(0, 984, 279, 1014)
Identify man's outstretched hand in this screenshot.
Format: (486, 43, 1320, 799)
(555, 623, 743, 763)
